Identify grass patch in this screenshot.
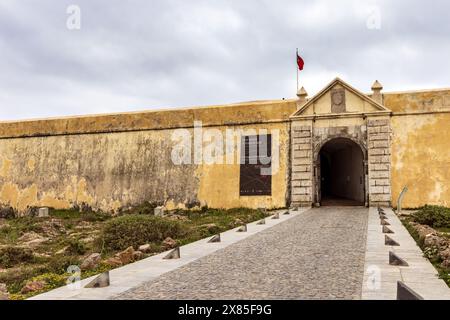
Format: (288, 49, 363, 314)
(98, 215, 188, 252)
(0, 246, 35, 268)
(50, 208, 110, 222)
(411, 205, 450, 229)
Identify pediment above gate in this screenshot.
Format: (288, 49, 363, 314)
(291, 77, 390, 118)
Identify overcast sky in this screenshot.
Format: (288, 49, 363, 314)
(0, 0, 449, 120)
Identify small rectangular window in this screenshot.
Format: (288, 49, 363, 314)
(239, 134, 272, 196)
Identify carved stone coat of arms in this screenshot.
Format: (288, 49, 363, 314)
(331, 88, 346, 113)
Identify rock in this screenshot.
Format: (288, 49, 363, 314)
(40, 219, 66, 237)
(0, 283, 8, 300)
(441, 259, 450, 268)
(439, 247, 450, 260)
(55, 246, 68, 255)
(33, 252, 51, 258)
(162, 237, 177, 249)
(75, 221, 94, 230)
(104, 257, 123, 268)
(424, 234, 447, 247)
(38, 207, 49, 218)
(18, 232, 48, 247)
(21, 280, 45, 294)
(80, 253, 101, 270)
(115, 246, 135, 265)
(79, 236, 95, 244)
(154, 206, 165, 216)
(138, 244, 151, 253)
(132, 250, 143, 261)
(411, 223, 437, 240)
(201, 223, 219, 233)
(0, 206, 15, 219)
(167, 214, 188, 221)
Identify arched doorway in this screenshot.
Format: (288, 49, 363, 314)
(316, 138, 366, 206)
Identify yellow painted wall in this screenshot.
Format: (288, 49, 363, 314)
(197, 122, 289, 209)
(391, 113, 450, 208)
(2, 86, 450, 213)
(0, 101, 294, 214)
(384, 89, 450, 112)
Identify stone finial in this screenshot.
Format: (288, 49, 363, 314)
(296, 86, 308, 109)
(371, 80, 383, 104)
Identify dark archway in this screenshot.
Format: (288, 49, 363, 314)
(317, 138, 365, 206)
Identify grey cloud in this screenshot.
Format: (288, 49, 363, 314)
(0, 0, 449, 120)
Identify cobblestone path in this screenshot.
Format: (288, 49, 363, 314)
(114, 207, 369, 300)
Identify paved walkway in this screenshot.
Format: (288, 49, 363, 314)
(362, 207, 450, 300)
(114, 207, 369, 300)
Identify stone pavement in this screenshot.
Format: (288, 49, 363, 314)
(114, 207, 369, 300)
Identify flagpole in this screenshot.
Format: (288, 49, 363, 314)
(296, 48, 299, 92)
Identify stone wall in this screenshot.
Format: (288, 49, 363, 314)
(290, 123, 313, 207)
(390, 112, 450, 208)
(367, 118, 392, 206)
(0, 100, 295, 214)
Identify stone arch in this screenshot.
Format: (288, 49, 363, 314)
(313, 136, 368, 206)
(314, 135, 367, 162)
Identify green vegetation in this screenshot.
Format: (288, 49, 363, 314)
(0, 246, 34, 268)
(411, 205, 450, 230)
(0, 205, 270, 299)
(401, 205, 450, 287)
(99, 215, 187, 252)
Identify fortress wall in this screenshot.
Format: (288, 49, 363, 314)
(384, 88, 450, 113)
(0, 101, 295, 214)
(390, 112, 450, 208)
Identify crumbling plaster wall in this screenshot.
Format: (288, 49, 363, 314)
(0, 101, 295, 214)
(390, 113, 450, 208)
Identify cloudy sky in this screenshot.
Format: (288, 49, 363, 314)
(0, 0, 449, 120)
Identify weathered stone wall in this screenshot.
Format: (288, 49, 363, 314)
(0, 101, 295, 214)
(390, 112, 450, 208)
(1, 85, 450, 213)
(290, 123, 313, 207)
(367, 118, 392, 206)
(0, 130, 201, 214)
(384, 89, 450, 113)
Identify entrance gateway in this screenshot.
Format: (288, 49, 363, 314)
(318, 137, 365, 206)
(289, 78, 392, 208)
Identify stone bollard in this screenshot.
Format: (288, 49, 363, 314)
(237, 225, 247, 232)
(382, 225, 394, 234)
(385, 235, 400, 246)
(257, 219, 266, 225)
(84, 272, 110, 288)
(163, 247, 180, 259)
(208, 234, 221, 243)
(389, 251, 409, 266)
(397, 281, 423, 300)
(38, 207, 49, 218)
(154, 206, 165, 217)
